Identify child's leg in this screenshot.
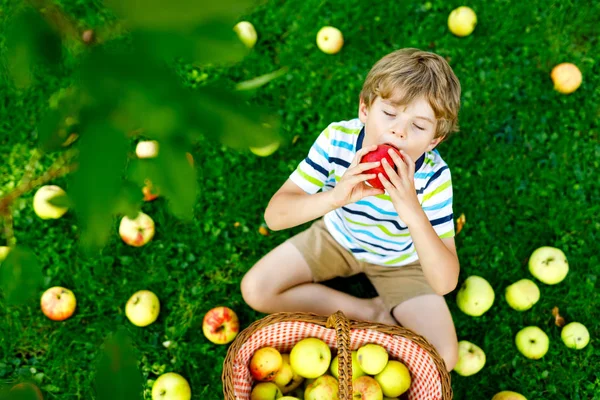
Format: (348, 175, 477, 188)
(392, 294, 458, 372)
(241, 240, 384, 322)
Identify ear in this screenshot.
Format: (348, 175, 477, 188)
(358, 97, 369, 123)
(425, 136, 443, 152)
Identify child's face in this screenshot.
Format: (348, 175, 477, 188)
(358, 92, 442, 161)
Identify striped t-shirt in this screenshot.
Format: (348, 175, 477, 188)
(289, 118, 455, 267)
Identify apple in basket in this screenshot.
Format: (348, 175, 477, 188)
(274, 354, 304, 393)
(353, 376, 383, 400)
(290, 338, 331, 378)
(375, 360, 412, 398)
(330, 350, 365, 381)
(357, 344, 389, 375)
(304, 375, 339, 400)
(250, 347, 283, 381)
(250, 382, 282, 400)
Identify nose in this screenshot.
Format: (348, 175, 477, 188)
(390, 121, 406, 139)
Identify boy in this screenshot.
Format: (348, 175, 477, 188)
(241, 48, 461, 371)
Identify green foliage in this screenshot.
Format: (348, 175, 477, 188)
(0, 247, 42, 305)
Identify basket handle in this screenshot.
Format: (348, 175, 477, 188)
(326, 310, 352, 400)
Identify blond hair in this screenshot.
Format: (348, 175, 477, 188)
(360, 48, 461, 140)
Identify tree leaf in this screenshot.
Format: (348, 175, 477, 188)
(236, 67, 289, 91)
(47, 193, 72, 209)
(0, 247, 42, 305)
(94, 328, 143, 400)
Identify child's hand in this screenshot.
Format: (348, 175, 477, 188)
(330, 144, 385, 208)
(378, 149, 424, 225)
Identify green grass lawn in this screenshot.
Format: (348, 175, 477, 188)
(1, 0, 600, 399)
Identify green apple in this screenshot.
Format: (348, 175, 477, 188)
(0, 246, 10, 262)
(352, 376, 383, 400)
(454, 340, 485, 376)
(290, 338, 331, 378)
(492, 391, 527, 400)
(277, 354, 304, 394)
(234, 21, 258, 49)
(561, 322, 590, 350)
(357, 344, 388, 375)
(448, 6, 477, 37)
(151, 372, 191, 400)
(515, 326, 549, 359)
(33, 185, 69, 219)
(251, 382, 282, 400)
(375, 360, 411, 398)
(505, 279, 540, 311)
(304, 375, 338, 400)
(125, 290, 160, 327)
(528, 246, 569, 285)
(316, 26, 344, 54)
(330, 350, 365, 381)
(250, 141, 280, 157)
(279, 397, 300, 400)
(456, 276, 495, 316)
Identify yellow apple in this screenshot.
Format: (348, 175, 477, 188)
(375, 360, 411, 398)
(279, 397, 300, 400)
(561, 322, 590, 350)
(456, 275, 495, 316)
(0, 246, 10, 262)
(448, 6, 477, 37)
(33, 185, 69, 219)
(276, 354, 304, 393)
(330, 350, 365, 381)
(151, 372, 191, 400)
(249, 141, 280, 157)
(551, 63, 582, 94)
(119, 212, 155, 247)
(515, 326, 549, 359)
(492, 391, 527, 400)
(40, 286, 76, 321)
(528, 246, 569, 285)
(125, 290, 160, 327)
(304, 375, 338, 400)
(316, 26, 344, 54)
(251, 382, 282, 400)
(454, 340, 486, 376)
(505, 279, 540, 311)
(250, 347, 283, 382)
(234, 21, 258, 49)
(202, 306, 239, 345)
(136, 140, 159, 158)
(357, 344, 388, 375)
(353, 376, 383, 400)
(289, 338, 331, 378)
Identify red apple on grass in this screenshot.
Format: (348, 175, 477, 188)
(360, 144, 403, 190)
(41, 286, 76, 321)
(119, 212, 155, 247)
(202, 306, 240, 344)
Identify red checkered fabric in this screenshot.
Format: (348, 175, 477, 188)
(231, 321, 442, 399)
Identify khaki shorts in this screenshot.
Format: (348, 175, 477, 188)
(287, 218, 436, 312)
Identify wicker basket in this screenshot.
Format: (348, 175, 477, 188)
(223, 311, 452, 399)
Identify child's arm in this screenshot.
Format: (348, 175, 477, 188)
(265, 145, 383, 231)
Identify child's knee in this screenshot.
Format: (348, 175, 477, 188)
(240, 267, 270, 312)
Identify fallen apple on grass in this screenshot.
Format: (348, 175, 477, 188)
(250, 141, 280, 157)
(551, 63, 582, 94)
(136, 140, 159, 158)
(360, 144, 402, 190)
(515, 326, 549, 359)
(290, 338, 331, 378)
(41, 286, 76, 321)
(119, 212, 155, 247)
(561, 322, 590, 350)
(234, 21, 258, 49)
(151, 372, 191, 400)
(202, 306, 239, 345)
(0, 246, 10, 261)
(250, 347, 283, 382)
(9, 382, 44, 399)
(448, 6, 477, 37)
(33, 185, 69, 220)
(528, 246, 569, 285)
(316, 26, 344, 54)
(492, 391, 528, 400)
(505, 279, 540, 311)
(456, 275, 495, 316)
(454, 340, 486, 376)
(125, 290, 160, 327)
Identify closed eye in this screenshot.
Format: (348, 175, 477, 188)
(413, 124, 425, 131)
(383, 111, 396, 117)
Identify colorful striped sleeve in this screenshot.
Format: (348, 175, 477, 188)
(289, 126, 333, 194)
(420, 167, 455, 238)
